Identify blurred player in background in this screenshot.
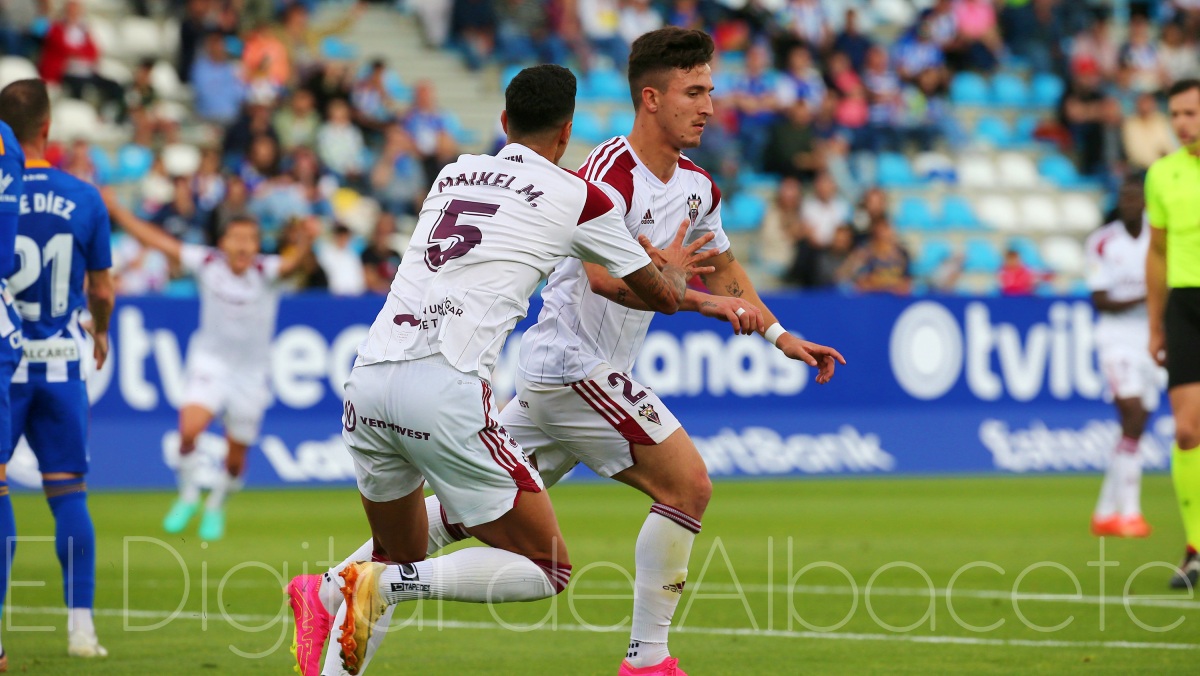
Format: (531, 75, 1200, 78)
(0, 80, 113, 660)
(1087, 173, 1155, 539)
(290, 64, 713, 676)
(101, 201, 310, 542)
(1146, 77, 1200, 589)
(0, 80, 25, 673)
(308, 28, 844, 676)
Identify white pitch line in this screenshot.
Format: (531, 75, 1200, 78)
(7, 605, 1198, 651)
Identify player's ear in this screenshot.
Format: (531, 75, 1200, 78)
(559, 119, 572, 148)
(642, 86, 658, 113)
(499, 110, 509, 137)
(39, 117, 50, 141)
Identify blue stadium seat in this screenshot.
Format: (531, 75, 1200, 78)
(974, 115, 1013, 148)
(950, 72, 989, 106)
(572, 110, 608, 144)
(895, 196, 935, 231)
(991, 73, 1029, 107)
(443, 112, 479, 145)
(1013, 114, 1040, 145)
(912, 238, 953, 277)
(384, 71, 412, 103)
(587, 68, 628, 103)
(1031, 72, 1065, 108)
(876, 152, 919, 187)
(116, 144, 153, 183)
(320, 36, 357, 61)
(89, 146, 114, 184)
(1038, 153, 1084, 188)
(738, 169, 780, 191)
(940, 195, 981, 229)
(501, 65, 523, 91)
(962, 238, 1003, 273)
(608, 109, 635, 137)
(723, 192, 766, 232)
(1007, 236, 1045, 269)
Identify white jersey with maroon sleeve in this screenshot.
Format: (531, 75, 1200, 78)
(354, 143, 652, 382)
(179, 244, 282, 368)
(519, 135, 731, 385)
(1085, 218, 1150, 347)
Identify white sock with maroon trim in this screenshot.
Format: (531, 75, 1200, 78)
(427, 494, 471, 555)
(1114, 437, 1143, 517)
(377, 547, 568, 604)
(626, 504, 700, 668)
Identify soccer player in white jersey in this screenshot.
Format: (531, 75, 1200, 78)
(1087, 174, 1159, 539)
(289, 64, 717, 676)
(101, 200, 312, 541)
(308, 28, 845, 676)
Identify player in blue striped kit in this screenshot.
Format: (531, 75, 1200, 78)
(0, 79, 114, 661)
(0, 79, 24, 675)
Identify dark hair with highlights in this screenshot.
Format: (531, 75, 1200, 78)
(627, 27, 715, 109)
(505, 64, 576, 137)
(0, 79, 50, 144)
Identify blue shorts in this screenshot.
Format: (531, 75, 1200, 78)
(6, 378, 89, 474)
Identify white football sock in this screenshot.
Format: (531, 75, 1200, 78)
(322, 539, 377, 616)
(68, 607, 95, 637)
(626, 505, 700, 668)
(177, 452, 201, 504)
(1095, 439, 1129, 519)
(1115, 438, 1143, 517)
(425, 495, 470, 556)
(378, 547, 565, 604)
(204, 472, 243, 511)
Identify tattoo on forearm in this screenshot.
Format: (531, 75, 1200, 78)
(725, 250, 735, 263)
(700, 301, 717, 311)
(664, 265, 688, 300)
(616, 288, 628, 304)
(725, 280, 744, 297)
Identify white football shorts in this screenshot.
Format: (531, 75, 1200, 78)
(498, 364, 682, 487)
(1098, 343, 1164, 411)
(342, 354, 544, 528)
(182, 349, 272, 445)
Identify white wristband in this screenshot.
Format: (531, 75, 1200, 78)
(764, 323, 787, 347)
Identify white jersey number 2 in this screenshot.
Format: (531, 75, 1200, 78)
(10, 233, 72, 321)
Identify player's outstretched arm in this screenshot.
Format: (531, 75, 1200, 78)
(85, 269, 114, 370)
(619, 220, 718, 314)
(701, 248, 846, 384)
(100, 188, 183, 265)
(1146, 226, 1168, 366)
(276, 223, 314, 278)
(1091, 290, 1145, 314)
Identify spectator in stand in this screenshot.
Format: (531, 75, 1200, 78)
(763, 99, 820, 182)
(777, 0, 830, 53)
(775, 43, 826, 111)
(832, 8, 873, 72)
(801, 172, 851, 251)
(495, 0, 569, 65)
(38, 0, 125, 119)
(998, 248, 1050, 295)
(668, 0, 710, 32)
(403, 80, 458, 180)
(317, 224, 366, 297)
(900, 67, 954, 151)
(317, 98, 366, 186)
(370, 124, 426, 216)
(0, 0, 42, 58)
(760, 177, 805, 282)
(223, 101, 279, 170)
(242, 19, 290, 89)
(278, 216, 328, 291)
(893, 17, 946, 88)
(1060, 60, 1115, 177)
(413, 0, 453, 48)
(577, 0, 627, 69)
(304, 60, 355, 117)
(812, 224, 857, 288)
(239, 133, 281, 195)
(1123, 92, 1178, 171)
(619, 0, 663, 47)
(450, 0, 496, 70)
(846, 217, 912, 295)
(853, 187, 889, 234)
(191, 148, 226, 226)
(949, 0, 1002, 72)
(1003, 0, 1068, 75)
(177, 0, 211, 83)
(209, 176, 250, 236)
(361, 213, 403, 294)
(191, 32, 245, 126)
(1121, 14, 1168, 94)
(351, 60, 401, 138)
(924, 0, 960, 57)
(1070, 11, 1118, 81)
(62, 138, 100, 185)
(249, 172, 309, 251)
(127, 59, 178, 147)
(153, 176, 212, 245)
(862, 46, 902, 152)
(1160, 22, 1199, 84)
(274, 88, 322, 152)
(112, 232, 170, 295)
(289, 146, 336, 219)
(729, 42, 781, 168)
(279, 2, 364, 82)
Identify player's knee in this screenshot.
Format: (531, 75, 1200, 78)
(533, 557, 572, 595)
(1177, 420, 1200, 451)
(225, 456, 245, 477)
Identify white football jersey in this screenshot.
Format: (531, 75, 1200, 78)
(1085, 217, 1150, 347)
(180, 244, 282, 368)
(355, 143, 651, 382)
(520, 136, 731, 385)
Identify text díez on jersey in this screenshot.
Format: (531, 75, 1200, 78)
(435, 170, 545, 208)
(18, 192, 76, 220)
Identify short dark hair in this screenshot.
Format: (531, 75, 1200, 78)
(0, 79, 50, 144)
(505, 64, 576, 137)
(1168, 78, 1200, 101)
(627, 27, 715, 109)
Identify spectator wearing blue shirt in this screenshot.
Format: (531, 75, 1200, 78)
(403, 80, 458, 180)
(892, 19, 945, 88)
(832, 8, 873, 72)
(370, 124, 426, 216)
(775, 44, 826, 111)
(729, 43, 781, 169)
(190, 33, 245, 126)
(861, 46, 902, 153)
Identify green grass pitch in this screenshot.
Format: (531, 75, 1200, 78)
(1, 474, 1197, 674)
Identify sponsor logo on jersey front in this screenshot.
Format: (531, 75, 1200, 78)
(638, 403, 661, 425)
(686, 194, 702, 223)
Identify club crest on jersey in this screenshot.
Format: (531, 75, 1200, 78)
(686, 194, 702, 223)
(343, 401, 357, 432)
(638, 403, 661, 425)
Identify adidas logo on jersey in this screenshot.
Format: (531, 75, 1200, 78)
(640, 209, 654, 225)
(503, 155, 524, 163)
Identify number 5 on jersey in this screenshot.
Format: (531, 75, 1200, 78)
(424, 199, 499, 271)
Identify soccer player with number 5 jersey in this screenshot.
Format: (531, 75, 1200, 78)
(0, 79, 114, 662)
